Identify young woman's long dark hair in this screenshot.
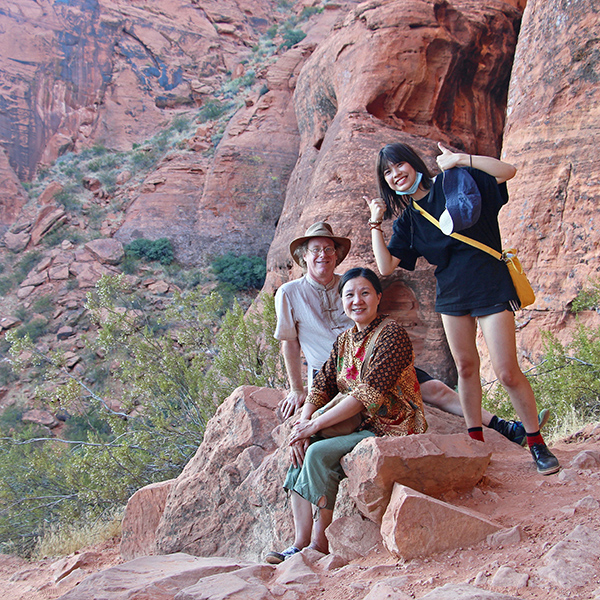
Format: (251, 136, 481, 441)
(376, 143, 434, 219)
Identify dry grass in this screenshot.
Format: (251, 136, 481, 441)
(33, 508, 123, 559)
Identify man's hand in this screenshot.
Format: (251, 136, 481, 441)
(278, 387, 307, 420)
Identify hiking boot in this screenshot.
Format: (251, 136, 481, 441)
(530, 443, 560, 475)
(489, 409, 551, 446)
(265, 546, 300, 565)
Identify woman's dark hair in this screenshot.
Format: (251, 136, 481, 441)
(338, 267, 382, 296)
(376, 143, 434, 219)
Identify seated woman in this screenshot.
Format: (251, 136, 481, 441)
(266, 267, 427, 564)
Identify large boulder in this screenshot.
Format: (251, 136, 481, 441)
(341, 433, 492, 523)
(381, 484, 502, 561)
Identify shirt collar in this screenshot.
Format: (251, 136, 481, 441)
(351, 313, 387, 342)
(305, 273, 339, 292)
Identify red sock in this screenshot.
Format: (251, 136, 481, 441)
(526, 430, 544, 447)
(468, 427, 484, 442)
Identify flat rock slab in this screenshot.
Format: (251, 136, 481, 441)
(420, 584, 520, 599)
(342, 433, 491, 523)
(174, 565, 275, 600)
(57, 554, 256, 600)
(381, 484, 501, 561)
(537, 524, 600, 588)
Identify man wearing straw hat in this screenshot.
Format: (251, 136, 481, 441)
(274, 221, 546, 444)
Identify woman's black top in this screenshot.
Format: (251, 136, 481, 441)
(387, 167, 518, 313)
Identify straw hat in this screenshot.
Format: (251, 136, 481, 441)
(289, 222, 351, 266)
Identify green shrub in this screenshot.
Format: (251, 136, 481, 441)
(14, 251, 41, 284)
(211, 253, 266, 290)
(483, 321, 600, 442)
(0, 404, 23, 429)
(131, 149, 158, 171)
(0, 277, 14, 296)
(14, 318, 49, 343)
(572, 277, 600, 312)
(2, 274, 285, 556)
(280, 28, 306, 49)
(0, 361, 18, 388)
(32, 295, 55, 316)
(54, 186, 83, 213)
(199, 99, 230, 122)
(125, 238, 174, 265)
(299, 6, 323, 21)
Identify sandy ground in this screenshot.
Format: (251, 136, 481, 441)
(2, 428, 600, 600)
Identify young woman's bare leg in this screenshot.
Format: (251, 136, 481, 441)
(478, 311, 539, 433)
(440, 314, 483, 429)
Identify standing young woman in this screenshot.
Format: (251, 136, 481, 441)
(365, 142, 559, 475)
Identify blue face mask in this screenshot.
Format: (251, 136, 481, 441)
(394, 171, 423, 196)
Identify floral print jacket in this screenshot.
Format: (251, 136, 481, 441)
(308, 314, 427, 436)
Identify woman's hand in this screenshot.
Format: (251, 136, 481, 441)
(436, 142, 517, 183)
(364, 196, 386, 222)
(290, 438, 310, 468)
(289, 418, 319, 445)
(436, 142, 462, 172)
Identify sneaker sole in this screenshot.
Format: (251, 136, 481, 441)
(537, 463, 560, 476)
(538, 408, 550, 430)
(265, 554, 284, 565)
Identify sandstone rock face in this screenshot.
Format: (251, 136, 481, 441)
(537, 524, 600, 588)
(0, 0, 283, 179)
(154, 386, 290, 561)
(499, 0, 600, 374)
(265, 0, 523, 383)
(55, 554, 257, 600)
(380, 483, 501, 561)
(120, 479, 176, 561)
(341, 433, 491, 523)
(0, 148, 27, 235)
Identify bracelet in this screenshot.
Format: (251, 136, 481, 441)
(369, 222, 383, 232)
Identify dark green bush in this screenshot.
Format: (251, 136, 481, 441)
(14, 318, 49, 343)
(14, 252, 41, 284)
(125, 238, 174, 265)
(280, 29, 306, 50)
(199, 100, 229, 122)
(0, 277, 13, 296)
(32, 295, 55, 315)
(0, 361, 18, 387)
(211, 253, 266, 291)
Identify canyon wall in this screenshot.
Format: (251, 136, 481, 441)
(1, 0, 599, 381)
(497, 0, 600, 373)
(264, 0, 523, 382)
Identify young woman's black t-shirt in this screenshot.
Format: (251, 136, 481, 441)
(387, 167, 518, 313)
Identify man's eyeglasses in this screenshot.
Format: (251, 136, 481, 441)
(306, 246, 336, 256)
